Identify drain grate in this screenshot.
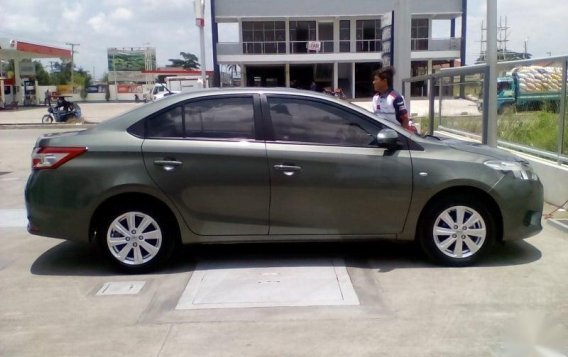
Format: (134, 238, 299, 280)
(96, 281, 146, 296)
(0, 172, 10, 176)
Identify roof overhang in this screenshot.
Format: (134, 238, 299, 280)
(0, 38, 71, 61)
(141, 69, 215, 75)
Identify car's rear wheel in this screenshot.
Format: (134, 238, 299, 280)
(419, 195, 496, 266)
(98, 205, 177, 273)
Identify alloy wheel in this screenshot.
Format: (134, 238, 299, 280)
(106, 211, 163, 266)
(432, 205, 487, 259)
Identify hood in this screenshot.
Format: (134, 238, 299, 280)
(442, 138, 523, 162)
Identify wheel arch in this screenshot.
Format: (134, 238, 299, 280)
(89, 192, 182, 244)
(417, 186, 503, 242)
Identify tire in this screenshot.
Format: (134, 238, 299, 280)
(41, 114, 53, 124)
(497, 103, 517, 115)
(66, 115, 84, 124)
(97, 205, 178, 273)
(419, 195, 496, 267)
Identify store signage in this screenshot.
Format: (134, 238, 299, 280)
(307, 41, 321, 52)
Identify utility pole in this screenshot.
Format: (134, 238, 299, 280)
(65, 42, 80, 90)
(194, 0, 207, 87)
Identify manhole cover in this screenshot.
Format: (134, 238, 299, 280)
(96, 281, 146, 296)
(176, 258, 359, 310)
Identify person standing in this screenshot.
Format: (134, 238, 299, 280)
(371, 66, 412, 131)
(44, 89, 51, 106)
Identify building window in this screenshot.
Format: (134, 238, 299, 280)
(411, 19, 429, 50)
(356, 20, 382, 52)
(289, 21, 316, 53)
(318, 22, 334, 53)
(340, 20, 350, 52)
(242, 21, 286, 54)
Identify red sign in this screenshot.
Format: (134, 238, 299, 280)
(117, 84, 143, 93)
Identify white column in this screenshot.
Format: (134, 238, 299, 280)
(428, 59, 433, 97)
(285, 63, 290, 87)
(241, 65, 246, 87)
(351, 62, 356, 99)
(0, 78, 4, 106)
(13, 58, 22, 105)
(486, 0, 498, 147)
(393, 0, 411, 95)
(333, 62, 338, 90)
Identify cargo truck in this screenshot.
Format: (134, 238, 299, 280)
(478, 66, 563, 114)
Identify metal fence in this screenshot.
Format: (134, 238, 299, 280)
(403, 56, 568, 165)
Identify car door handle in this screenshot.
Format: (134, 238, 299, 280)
(274, 164, 302, 176)
(154, 159, 183, 172)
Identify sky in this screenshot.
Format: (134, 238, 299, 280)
(1, 0, 567, 81)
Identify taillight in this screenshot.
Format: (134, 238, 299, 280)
(31, 147, 87, 170)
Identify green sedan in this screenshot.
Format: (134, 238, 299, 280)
(25, 88, 543, 273)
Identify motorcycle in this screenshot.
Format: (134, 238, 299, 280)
(41, 100, 83, 124)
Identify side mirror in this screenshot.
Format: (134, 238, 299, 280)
(377, 129, 399, 148)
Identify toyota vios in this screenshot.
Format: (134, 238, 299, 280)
(25, 88, 543, 273)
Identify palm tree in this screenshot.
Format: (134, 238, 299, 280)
(167, 52, 200, 69)
(226, 64, 239, 78)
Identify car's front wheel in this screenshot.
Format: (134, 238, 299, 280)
(419, 195, 496, 266)
(98, 205, 177, 273)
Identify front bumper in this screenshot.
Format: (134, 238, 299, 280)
(492, 175, 544, 241)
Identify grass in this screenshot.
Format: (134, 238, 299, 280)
(414, 110, 568, 155)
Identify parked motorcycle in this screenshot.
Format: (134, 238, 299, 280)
(41, 99, 83, 124)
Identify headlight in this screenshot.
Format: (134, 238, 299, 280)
(484, 160, 538, 180)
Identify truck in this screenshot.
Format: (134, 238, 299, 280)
(478, 66, 563, 114)
(145, 76, 206, 102)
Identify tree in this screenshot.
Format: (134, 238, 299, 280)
(75, 68, 92, 100)
(226, 64, 239, 78)
(167, 52, 200, 69)
(34, 61, 51, 85)
(49, 60, 73, 85)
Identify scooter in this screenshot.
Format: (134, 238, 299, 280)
(41, 101, 83, 124)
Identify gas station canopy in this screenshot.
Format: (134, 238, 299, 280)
(0, 38, 71, 61)
(0, 38, 71, 107)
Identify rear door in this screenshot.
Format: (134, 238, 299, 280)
(264, 95, 413, 235)
(142, 94, 270, 236)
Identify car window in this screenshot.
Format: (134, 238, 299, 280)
(147, 106, 184, 138)
(268, 97, 377, 146)
(184, 97, 255, 139)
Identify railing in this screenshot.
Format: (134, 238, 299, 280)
(289, 40, 334, 54)
(402, 56, 568, 165)
(355, 40, 382, 52)
(411, 38, 461, 51)
(243, 41, 286, 54)
(218, 37, 460, 56)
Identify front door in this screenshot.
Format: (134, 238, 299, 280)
(265, 95, 413, 235)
